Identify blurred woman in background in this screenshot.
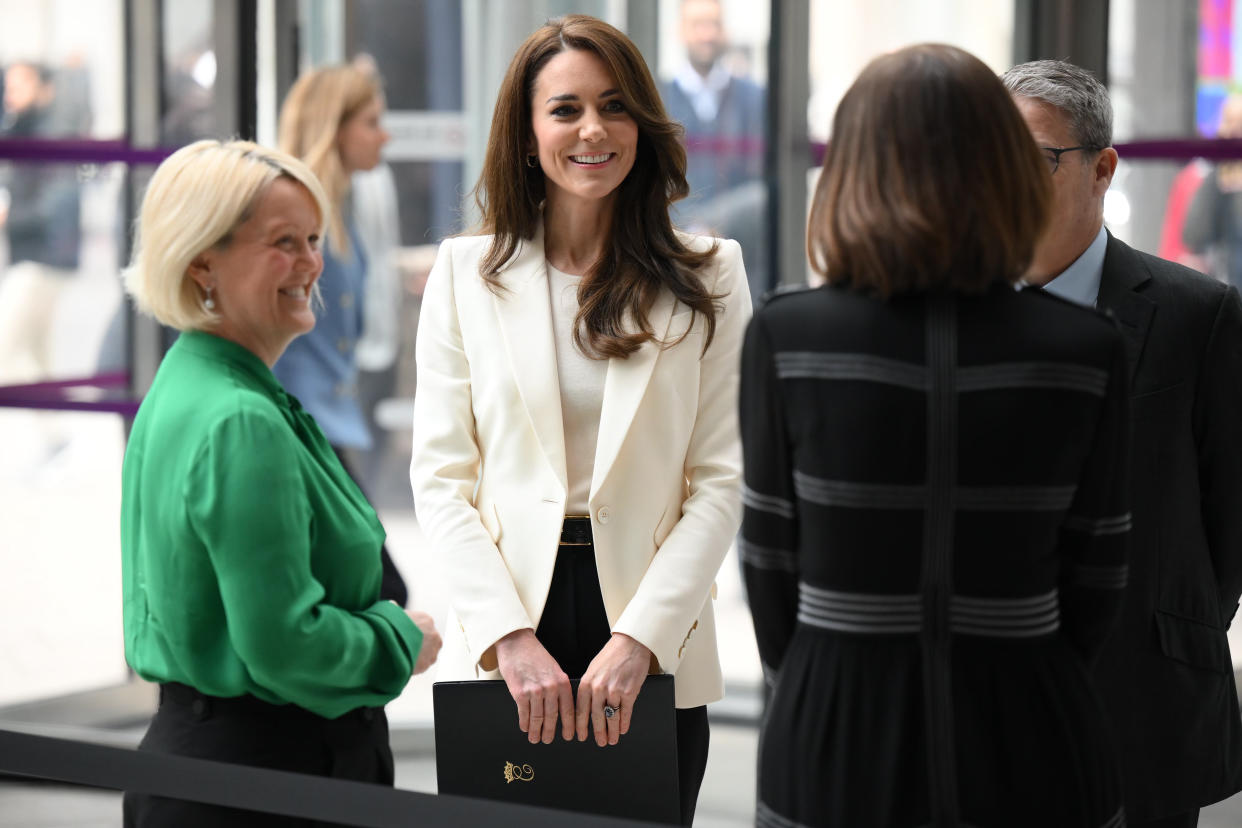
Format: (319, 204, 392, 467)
(275, 64, 408, 606)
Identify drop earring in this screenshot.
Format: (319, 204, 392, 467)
(526, 154, 537, 169)
(204, 285, 216, 310)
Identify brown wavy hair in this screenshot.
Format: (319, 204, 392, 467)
(475, 14, 719, 359)
(808, 43, 1051, 297)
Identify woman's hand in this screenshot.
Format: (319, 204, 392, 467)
(405, 609, 442, 675)
(576, 633, 651, 747)
(495, 628, 574, 745)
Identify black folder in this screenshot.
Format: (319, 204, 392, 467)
(432, 675, 680, 824)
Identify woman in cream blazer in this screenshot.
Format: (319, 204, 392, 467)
(410, 15, 749, 825)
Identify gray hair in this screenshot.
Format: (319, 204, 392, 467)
(1000, 59, 1113, 149)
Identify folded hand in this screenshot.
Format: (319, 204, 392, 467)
(576, 633, 651, 747)
(496, 629, 574, 745)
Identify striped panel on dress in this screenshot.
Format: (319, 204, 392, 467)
(797, 583, 1062, 639)
(790, 471, 1078, 513)
(1066, 563, 1129, 590)
(1062, 512, 1132, 536)
(772, 353, 1109, 398)
(739, 537, 798, 573)
(773, 352, 927, 390)
(957, 362, 1110, 396)
(949, 590, 1061, 638)
(742, 484, 796, 519)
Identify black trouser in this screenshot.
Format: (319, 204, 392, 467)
(122, 683, 392, 827)
(1131, 811, 1200, 828)
(534, 519, 710, 827)
(332, 445, 408, 607)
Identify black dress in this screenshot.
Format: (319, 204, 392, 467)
(740, 282, 1130, 828)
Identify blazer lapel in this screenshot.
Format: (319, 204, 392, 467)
(492, 225, 568, 495)
(1097, 231, 1155, 383)
(590, 290, 678, 500)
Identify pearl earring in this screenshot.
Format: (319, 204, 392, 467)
(204, 286, 216, 310)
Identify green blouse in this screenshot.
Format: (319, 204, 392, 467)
(121, 330, 421, 718)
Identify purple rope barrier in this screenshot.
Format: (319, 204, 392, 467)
(808, 136, 1242, 167)
(0, 372, 141, 417)
(0, 138, 174, 166)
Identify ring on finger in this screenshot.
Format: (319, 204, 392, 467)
(603, 704, 620, 719)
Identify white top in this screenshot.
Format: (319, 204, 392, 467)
(546, 262, 608, 513)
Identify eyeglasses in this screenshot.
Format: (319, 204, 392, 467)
(1040, 145, 1101, 174)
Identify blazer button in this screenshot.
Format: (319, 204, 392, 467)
(597, 506, 611, 524)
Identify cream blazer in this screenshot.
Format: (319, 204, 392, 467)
(410, 224, 750, 708)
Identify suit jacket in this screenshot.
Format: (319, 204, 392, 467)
(410, 224, 751, 708)
(1094, 232, 1242, 818)
(662, 74, 765, 202)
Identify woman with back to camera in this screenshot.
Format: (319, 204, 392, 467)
(740, 44, 1130, 828)
(273, 64, 409, 607)
(410, 14, 750, 825)
(120, 139, 440, 827)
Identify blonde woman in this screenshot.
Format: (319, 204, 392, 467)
(272, 65, 408, 604)
(120, 140, 439, 827)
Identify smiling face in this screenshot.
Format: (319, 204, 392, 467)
(337, 94, 389, 174)
(528, 48, 638, 213)
(190, 176, 324, 366)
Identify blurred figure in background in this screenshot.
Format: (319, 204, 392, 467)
(743, 44, 1130, 827)
(0, 60, 82, 382)
(1183, 92, 1242, 289)
(348, 53, 406, 495)
(662, 0, 767, 300)
(275, 64, 409, 607)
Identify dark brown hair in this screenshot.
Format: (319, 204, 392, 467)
(808, 43, 1051, 296)
(474, 14, 719, 359)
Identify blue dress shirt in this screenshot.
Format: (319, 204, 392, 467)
(1043, 225, 1108, 308)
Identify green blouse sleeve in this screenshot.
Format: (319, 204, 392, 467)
(185, 405, 421, 717)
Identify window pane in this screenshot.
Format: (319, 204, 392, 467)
(0, 161, 128, 383)
(0, 0, 126, 139)
(161, 1, 218, 145)
(659, 0, 772, 301)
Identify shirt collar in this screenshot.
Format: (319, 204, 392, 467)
(175, 330, 288, 403)
(673, 60, 732, 121)
(1042, 225, 1107, 307)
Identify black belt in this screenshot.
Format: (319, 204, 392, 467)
(559, 515, 593, 547)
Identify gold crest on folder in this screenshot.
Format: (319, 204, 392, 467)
(503, 761, 534, 784)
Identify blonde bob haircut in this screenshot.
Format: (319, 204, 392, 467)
(124, 139, 330, 332)
(278, 65, 382, 254)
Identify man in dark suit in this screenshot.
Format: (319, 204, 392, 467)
(1003, 59, 1242, 828)
(662, 0, 767, 301)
